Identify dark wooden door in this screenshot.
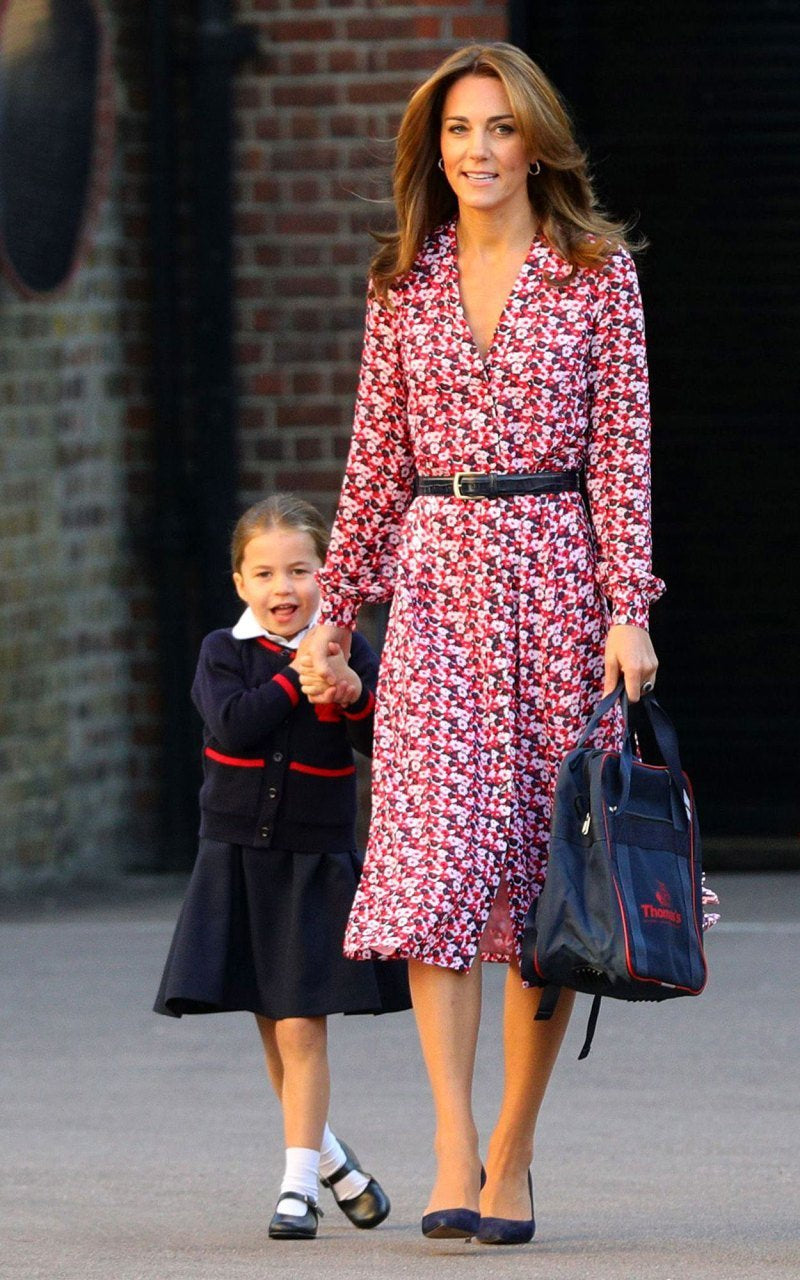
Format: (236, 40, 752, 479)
(510, 1, 800, 852)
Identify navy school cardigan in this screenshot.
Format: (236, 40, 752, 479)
(191, 628, 378, 854)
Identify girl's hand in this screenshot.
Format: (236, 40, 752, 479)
(324, 641, 363, 706)
(296, 624, 352, 687)
(296, 641, 360, 704)
(603, 624, 658, 702)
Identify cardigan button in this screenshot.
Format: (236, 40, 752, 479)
(260, 825, 271, 839)
(272, 751, 283, 762)
(268, 786, 278, 799)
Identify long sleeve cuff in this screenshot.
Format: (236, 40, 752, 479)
(606, 575, 666, 630)
(342, 687, 375, 721)
(316, 589, 360, 630)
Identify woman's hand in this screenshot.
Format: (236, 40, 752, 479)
(295, 625, 353, 703)
(603, 624, 658, 701)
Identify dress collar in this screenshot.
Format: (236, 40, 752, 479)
(231, 606, 320, 651)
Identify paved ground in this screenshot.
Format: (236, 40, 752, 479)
(1, 873, 798, 1279)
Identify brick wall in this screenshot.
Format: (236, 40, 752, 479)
(0, 4, 156, 885)
(0, 1, 508, 885)
(233, 0, 508, 517)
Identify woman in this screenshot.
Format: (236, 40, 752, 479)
(298, 43, 662, 1243)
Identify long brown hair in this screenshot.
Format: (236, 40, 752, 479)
(230, 495, 329, 573)
(371, 43, 638, 300)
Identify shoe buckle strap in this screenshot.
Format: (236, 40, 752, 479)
(279, 1191, 323, 1217)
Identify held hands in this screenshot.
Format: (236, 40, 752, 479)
(294, 626, 360, 706)
(602, 624, 658, 702)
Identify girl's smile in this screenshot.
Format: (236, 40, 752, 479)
(233, 527, 322, 638)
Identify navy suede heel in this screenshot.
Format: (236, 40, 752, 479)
(421, 1207, 481, 1239)
(420, 1166, 486, 1240)
(476, 1171, 535, 1246)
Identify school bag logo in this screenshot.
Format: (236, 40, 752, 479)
(642, 880, 682, 926)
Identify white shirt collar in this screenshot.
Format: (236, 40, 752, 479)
(231, 605, 320, 651)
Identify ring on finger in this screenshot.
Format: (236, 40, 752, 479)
(641, 679, 655, 695)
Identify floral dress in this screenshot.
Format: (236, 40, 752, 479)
(316, 219, 667, 971)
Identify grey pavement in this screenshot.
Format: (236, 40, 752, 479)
(1, 873, 798, 1280)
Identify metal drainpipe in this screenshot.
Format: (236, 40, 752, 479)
(147, 0, 198, 870)
(190, 2, 259, 634)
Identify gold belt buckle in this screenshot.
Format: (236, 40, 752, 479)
(452, 471, 481, 499)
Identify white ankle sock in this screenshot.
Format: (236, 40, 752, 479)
(277, 1146, 320, 1217)
(319, 1125, 369, 1201)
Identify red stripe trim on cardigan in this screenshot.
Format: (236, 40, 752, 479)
(343, 690, 375, 721)
(289, 762, 356, 778)
(273, 671, 300, 705)
(205, 747, 265, 768)
(257, 636, 286, 653)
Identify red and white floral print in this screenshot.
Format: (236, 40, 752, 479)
(317, 219, 666, 970)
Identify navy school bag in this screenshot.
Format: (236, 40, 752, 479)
(521, 683, 707, 1058)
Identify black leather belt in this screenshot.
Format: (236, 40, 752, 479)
(414, 470, 580, 500)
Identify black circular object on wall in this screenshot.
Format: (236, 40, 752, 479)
(0, 0, 113, 297)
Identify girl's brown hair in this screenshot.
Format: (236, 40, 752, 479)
(371, 42, 638, 300)
(230, 494, 330, 573)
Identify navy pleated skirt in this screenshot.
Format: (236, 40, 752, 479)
(154, 838, 411, 1021)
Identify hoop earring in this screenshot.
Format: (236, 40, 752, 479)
(529, 160, 541, 176)
(437, 157, 445, 171)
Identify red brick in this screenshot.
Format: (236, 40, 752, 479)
(345, 79, 416, 105)
(270, 144, 339, 170)
(329, 111, 360, 137)
(333, 434, 352, 459)
(275, 273, 339, 298)
(236, 342, 263, 365)
(273, 83, 337, 108)
(276, 402, 341, 428)
(240, 406, 269, 430)
(270, 18, 336, 42)
(295, 437, 324, 461)
(289, 177, 323, 201)
(239, 145, 266, 172)
(345, 17, 418, 41)
(254, 116, 281, 141)
(252, 244, 282, 267)
(252, 178, 280, 202)
(333, 369, 360, 396)
(386, 46, 448, 73)
(249, 373, 284, 396)
(235, 210, 267, 235)
(452, 16, 507, 40)
(276, 468, 343, 492)
(254, 437, 285, 461)
(288, 111, 323, 140)
(329, 48, 362, 73)
(283, 244, 323, 269)
(289, 51, 321, 75)
(291, 370, 328, 394)
(236, 273, 271, 297)
(252, 307, 278, 332)
(235, 84, 262, 110)
(275, 210, 339, 235)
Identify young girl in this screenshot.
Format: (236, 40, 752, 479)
(154, 495, 410, 1241)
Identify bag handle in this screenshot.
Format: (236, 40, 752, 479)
(577, 682, 689, 830)
(618, 691, 689, 829)
(574, 682, 625, 748)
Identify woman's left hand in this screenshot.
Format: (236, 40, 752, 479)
(603, 624, 658, 701)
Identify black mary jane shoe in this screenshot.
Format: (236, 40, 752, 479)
(268, 1191, 324, 1241)
(420, 1165, 486, 1240)
(320, 1141, 390, 1229)
(475, 1171, 535, 1246)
